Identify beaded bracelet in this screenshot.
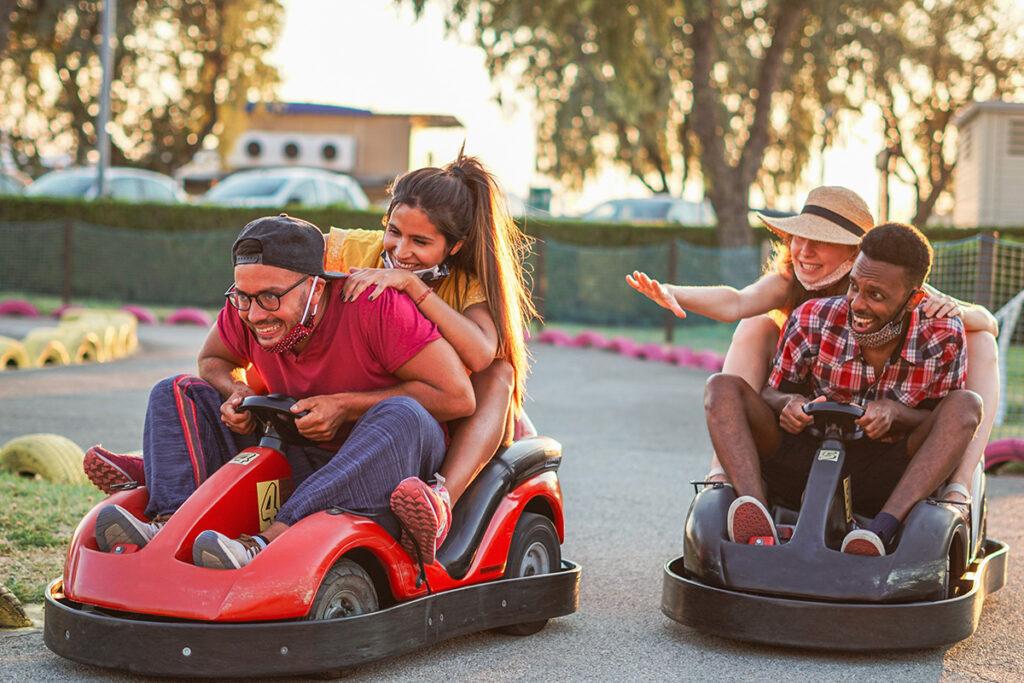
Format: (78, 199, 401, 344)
(414, 288, 433, 307)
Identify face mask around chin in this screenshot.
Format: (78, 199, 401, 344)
(795, 257, 855, 291)
(262, 276, 320, 354)
(381, 252, 450, 282)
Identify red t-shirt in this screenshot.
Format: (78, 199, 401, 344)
(217, 284, 440, 445)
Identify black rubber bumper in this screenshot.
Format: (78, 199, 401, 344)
(661, 541, 1008, 650)
(44, 560, 580, 678)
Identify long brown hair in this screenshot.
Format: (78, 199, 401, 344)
(767, 237, 852, 316)
(385, 150, 536, 406)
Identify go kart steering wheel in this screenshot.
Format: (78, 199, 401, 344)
(239, 393, 317, 447)
(803, 400, 865, 441)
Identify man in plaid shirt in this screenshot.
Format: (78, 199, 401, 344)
(706, 223, 982, 556)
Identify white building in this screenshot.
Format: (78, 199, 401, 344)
(954, 100, 1024, 227)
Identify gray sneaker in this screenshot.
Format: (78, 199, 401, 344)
(95, 504, 166, 552)
(192, 530, 266, 569)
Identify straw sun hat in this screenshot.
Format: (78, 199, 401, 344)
(757, 186, 875, 246)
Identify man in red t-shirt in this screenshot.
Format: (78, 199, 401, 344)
(92, 214, 474, 568)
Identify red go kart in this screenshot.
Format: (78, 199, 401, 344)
(44, 395, 580, 677)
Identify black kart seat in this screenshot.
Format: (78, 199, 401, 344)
(436, 436, 562, 580)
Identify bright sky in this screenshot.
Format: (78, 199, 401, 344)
(268, 0, 983, 219)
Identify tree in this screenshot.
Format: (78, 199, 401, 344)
(857, 0, 1024, 226)
(408, 0, 1024, 245)
(0, 0, 283, 176)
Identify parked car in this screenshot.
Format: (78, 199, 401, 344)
(26, 167, 185, 203)
(0, 170, 30, 195)
(579, 195, 715, 226)
(203, 167, 369, 210)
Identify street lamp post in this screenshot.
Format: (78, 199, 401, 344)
(96, 0, 116, 199)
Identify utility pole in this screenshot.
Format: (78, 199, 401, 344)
(96, 0, 116, 199)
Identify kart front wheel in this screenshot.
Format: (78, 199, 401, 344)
(496, 512, 560, 636)
(307, 558, 379, 620)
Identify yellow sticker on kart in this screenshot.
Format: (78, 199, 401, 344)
(817, 449, 840, 462)
(257, 479, 283, 530)
(842, 476, 853, 523)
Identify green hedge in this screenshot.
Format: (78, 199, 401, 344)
(1, 195, 1018, 246)
(0, 196, 384, 234)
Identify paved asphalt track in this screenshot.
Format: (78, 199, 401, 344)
(1, 317, 1023, 681)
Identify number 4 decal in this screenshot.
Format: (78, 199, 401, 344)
(256, 480, 281, 531)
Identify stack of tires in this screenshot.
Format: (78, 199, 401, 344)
(1, 308, 138, 370)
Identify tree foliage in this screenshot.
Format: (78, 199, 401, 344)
(408, 0, 1024, 245)
(0, 0, 283, 176)
(855, 0, 1024, 226)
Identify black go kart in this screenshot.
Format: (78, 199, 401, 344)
(662, 401, 1008, 650)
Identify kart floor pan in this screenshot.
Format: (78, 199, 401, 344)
(44, 560, 580, 677)
(661, 541, 1007, 650)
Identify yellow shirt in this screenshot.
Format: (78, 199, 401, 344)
(325, 228, 486, 313)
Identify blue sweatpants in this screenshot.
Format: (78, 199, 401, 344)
(142, 375, 446, 535)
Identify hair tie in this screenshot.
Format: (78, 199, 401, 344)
(449, 165, 468, 182)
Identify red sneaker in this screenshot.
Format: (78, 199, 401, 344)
(390, 476, 452, 565)
(727, 495, 779, 545)
(83, 446, 145, 494)
(841, 529, 886, 556)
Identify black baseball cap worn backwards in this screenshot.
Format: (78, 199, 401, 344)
(231, 213, 344, 279)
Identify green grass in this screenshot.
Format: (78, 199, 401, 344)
(535, 321, 736, 353)
(0, 471, 98, 603)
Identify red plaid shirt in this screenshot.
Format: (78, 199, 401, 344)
(769, 296, 966, 413)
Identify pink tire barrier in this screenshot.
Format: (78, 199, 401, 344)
(120, 305, 159, 325)
(572, 330, 611, 349)
(0, 299, 40, 317)
(536, 329, 574, 346)
(165, 307, 213, 327)
(696, 349, 725, 372)
(638, 342, 672, 362)
(984, 438, 1024, 472)
(607, 337, 641, 357)
(669, 346, 700, 367)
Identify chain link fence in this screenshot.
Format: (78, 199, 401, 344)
(3, 222, 1024, 436)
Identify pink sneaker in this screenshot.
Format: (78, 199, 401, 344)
(390, 476, 452, 565)
(83, 446, 145, 494)
(727, 495, 779, 545)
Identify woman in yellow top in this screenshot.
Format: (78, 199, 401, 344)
(326, 151, 536, 564)
(628, 186, 998, 512)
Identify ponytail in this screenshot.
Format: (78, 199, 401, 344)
(386, 149, 537, 406)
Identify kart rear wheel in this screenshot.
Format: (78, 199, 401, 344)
(496, 512, 560, 636)
(942, 533, 967, 600)
(307, 558, 379, 621)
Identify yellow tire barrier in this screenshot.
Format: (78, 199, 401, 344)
(0, 584, 31, 628)
(59, 327, 105, 363)
(21, 329, 72, 367)
(60, 309, 137, 359)
(0, 336, 30, 370)
(0, 433, 88, 485)
(7, 308, 141, 370)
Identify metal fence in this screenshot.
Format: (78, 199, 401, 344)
(3, 222, 1024, 436)
(531, 234, 1024, 439)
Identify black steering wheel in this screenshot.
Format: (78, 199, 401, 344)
(802, 400, 865, 441)
(239, 393, 317, 447)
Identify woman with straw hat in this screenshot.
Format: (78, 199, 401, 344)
(627, 185, 998, 510)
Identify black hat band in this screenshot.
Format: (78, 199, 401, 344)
(800, 204, 865, 237)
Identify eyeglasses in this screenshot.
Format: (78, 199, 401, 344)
(225, 275, 309, 312)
